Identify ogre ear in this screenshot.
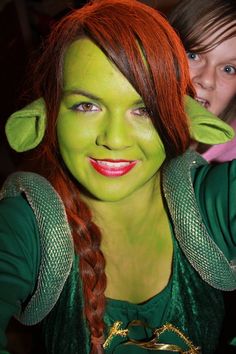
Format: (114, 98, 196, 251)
(5, 95, 234, 152)
(5, 98, 46, 152)
(185, 95, 234, 144)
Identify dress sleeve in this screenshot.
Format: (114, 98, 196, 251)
(192, 159, 236, 261)
(0, 195, 40, 350)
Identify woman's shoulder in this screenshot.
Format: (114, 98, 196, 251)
(192, 158, 236, 194)
(192, 159, 236, 261)
(0, 172, 50, 252)
(163, 151, 236, 290)
(0, 192, 40, 252)
(0, 192, 41, 293)
(0, 193, 36, 222)
(0, 171, 75, 325)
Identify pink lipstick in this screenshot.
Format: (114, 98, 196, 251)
(89, 158, 138, 177)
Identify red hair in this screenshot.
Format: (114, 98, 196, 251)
(29, 0, 194, 352)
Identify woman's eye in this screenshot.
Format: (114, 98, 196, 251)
(70, 102, 100, 112)
(186, 52, 199, 61)
(223, 65, 236, 75)
(132, 107, 150, 118)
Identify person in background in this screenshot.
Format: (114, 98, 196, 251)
(169, 0, 236, 162)
(0, 1, 236, 353)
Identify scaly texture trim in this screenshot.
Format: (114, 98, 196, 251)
(0, 172, 74, 324)
(162, 149, 236, 290)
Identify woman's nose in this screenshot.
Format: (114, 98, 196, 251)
(96, 113, 133, 150)
(192, 64, 216, 91)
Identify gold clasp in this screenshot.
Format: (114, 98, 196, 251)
(103, 321, 128, 349)
(103, 320, 201, 353)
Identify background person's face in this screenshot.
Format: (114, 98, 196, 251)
(187, 28, 236, 117)
(57, 39, 166, 202)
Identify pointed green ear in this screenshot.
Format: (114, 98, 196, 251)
(5, 95, 234, 152)
(185, 95, 235, 144)
(5, 98, 46, 152)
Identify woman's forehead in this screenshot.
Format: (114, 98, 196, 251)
(63, 38, 141, 102)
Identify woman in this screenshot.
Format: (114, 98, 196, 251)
(169, 0, 236, 162)
(0, 1, 236, 353)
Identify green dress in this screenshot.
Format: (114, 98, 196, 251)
(0, 151, 236, 353)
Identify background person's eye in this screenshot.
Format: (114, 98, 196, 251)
(223, 65, 236, 75)
(186, 52, 198, 61)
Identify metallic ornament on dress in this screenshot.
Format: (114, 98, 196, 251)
(103, 320, 201, 353)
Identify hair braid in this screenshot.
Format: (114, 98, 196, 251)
(47, 160, 107, 352)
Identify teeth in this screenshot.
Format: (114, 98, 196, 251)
(96, 160, 131, 167)
(195, 97, 208, 108)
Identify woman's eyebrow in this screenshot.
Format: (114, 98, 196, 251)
(63, 89, 145, 105)
(63, 89, 100, 100)
(133, 99, 145, 105)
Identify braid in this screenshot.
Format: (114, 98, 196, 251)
(47, 161, 107, 353)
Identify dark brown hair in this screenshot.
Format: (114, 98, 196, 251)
(29, 0, 193, 352)
(169, 0, 236, 122)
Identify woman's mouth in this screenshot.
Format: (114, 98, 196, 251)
(195, 97, 210, 109)
(89, 158, 138, 177)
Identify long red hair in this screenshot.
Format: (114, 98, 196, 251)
(28, 0, 194, 352)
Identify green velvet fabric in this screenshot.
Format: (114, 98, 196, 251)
(41, 255, 89, 354)
(0, 155, 236, 353)
(103, 235, 224, 353)
(41, 226, 224, 354)
(40, 156, 236, 354)
(0, 196, 40, 350)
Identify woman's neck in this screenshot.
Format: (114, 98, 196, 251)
(80, 172, 164, 243)
(81, 171, 173, 302)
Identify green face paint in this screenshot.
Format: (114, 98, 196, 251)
(57, 38, 166, 202)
